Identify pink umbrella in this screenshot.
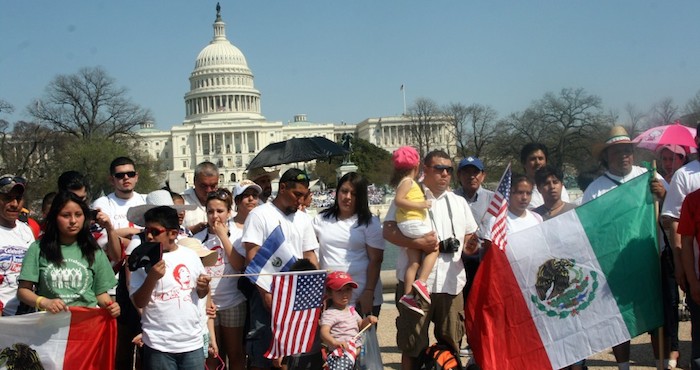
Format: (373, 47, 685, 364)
(632, 121, 697, 153)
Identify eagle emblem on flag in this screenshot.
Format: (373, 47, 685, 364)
(531, 258, 598, 319)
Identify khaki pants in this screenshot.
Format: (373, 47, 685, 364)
(395, 281, 464, 358)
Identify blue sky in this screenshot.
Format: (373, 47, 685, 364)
(2, 1, 699, 130)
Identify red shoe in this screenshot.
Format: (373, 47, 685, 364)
(399, 295, 424, 316)
(413, 280, 432, 304)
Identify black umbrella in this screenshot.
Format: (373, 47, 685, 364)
(246, 136, 349, 170)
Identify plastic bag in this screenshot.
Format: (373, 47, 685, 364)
(357, 326, 383, 370)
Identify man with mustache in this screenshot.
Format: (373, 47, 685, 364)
(0, 175, 35, 316)
(241, 168, 319, 370)
(582, 126, 665, 370)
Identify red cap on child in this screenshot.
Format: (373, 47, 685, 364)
(326, 271, 359, 291)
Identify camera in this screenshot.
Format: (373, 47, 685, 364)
(438, 237, 460, 253)
(89, 209, 99, 220)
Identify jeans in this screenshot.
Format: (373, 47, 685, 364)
(689, 294, 700, 370)
(142, 346, 205, 370)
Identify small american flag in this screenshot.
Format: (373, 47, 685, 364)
(264, 271, 327, 359)
(487, 164, 512, 250)
(327, 339, 357, 370)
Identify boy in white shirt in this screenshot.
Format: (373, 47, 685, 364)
(129, 206, 211, 369)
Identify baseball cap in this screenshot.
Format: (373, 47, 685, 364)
(326, 271, 358, 291)
(233, 179, 262, 198)
(0, 175, 26, 195)
(279, 168, 310, 184)
(458, 157, 484, 171)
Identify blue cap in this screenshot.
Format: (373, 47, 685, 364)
(458, 157, 484, 171)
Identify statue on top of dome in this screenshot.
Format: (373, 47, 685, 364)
(216, 2, 221, 17)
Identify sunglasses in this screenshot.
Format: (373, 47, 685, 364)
(207, 189, 231, 201)
(113, 171, 137, 180)
(431, 165, 454, 174)
(144, 226, 168, 237)
(0, 176, 26, 187)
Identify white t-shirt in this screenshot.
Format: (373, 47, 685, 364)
(529, 185, 570, 209)
(194, 223, 245, 310)
(129, 245, 205, 353)
(0, 222, 35, 315)
(582, 166, 657, 203)
(313, 214, 385, 306)
(182, 188, 207, 229)
(661, 160, 700, 219)
(92, 192, 147, 229)
(483, 210, 543, 241)
(385, 189, 478, 295)
(242, 203, 319, 259)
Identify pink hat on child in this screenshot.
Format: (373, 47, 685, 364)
(392, 146, 420, 170)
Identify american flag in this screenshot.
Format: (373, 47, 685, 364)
(327, 339, 357, 370)
(487, 164, 512, 250)
(264, 271, 327, 359)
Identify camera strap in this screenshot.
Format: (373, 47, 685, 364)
(428, 195, 457, 239)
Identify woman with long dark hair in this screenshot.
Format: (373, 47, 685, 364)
(312, 172, 385, 316)
(17, 191, 120, 317)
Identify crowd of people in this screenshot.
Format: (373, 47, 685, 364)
(0, 123, 699, 370)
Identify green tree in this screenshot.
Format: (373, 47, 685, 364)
(310, 138, 392, 188)
(348, 137, 392, 185)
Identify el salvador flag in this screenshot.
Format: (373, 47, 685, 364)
(244, 225, 297, 292)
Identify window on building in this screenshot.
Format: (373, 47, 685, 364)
(182, 160, 187, 168)
(230, 173, 236, 182)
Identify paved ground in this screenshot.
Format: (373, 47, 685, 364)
(375, 294, 692, 370)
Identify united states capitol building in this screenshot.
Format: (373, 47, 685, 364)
(137, 5, 454, 192)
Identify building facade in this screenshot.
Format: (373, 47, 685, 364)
(137, 6, 454, 192)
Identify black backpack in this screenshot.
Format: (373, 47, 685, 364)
(414, 343, 464, 370)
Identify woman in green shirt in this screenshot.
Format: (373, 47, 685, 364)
(17, 191, 120, 317)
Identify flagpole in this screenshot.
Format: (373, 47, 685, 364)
(652, 160, 664, 370)
(353, 322, 375, 340)
(213, 269, 329, 278)
(401, 84, 406, 115)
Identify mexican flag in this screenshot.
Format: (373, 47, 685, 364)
(465, 171, 663, 370)
(0, 307, 116, 370)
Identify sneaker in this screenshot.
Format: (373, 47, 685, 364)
(412, 280, 432, 304)
(399, 295, 424, 316)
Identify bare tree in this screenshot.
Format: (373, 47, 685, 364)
(0, 99, 14, 115)
(623, 103, 647, 137)
(684, 90, 700, 126)
(406, 97, 440, 158)
(648, 97, 679, 127)
(27, 66, 152, 141)
(502, 88, 607, 172)
(0, 121, 62, 178)
(444, 102, 469, 159)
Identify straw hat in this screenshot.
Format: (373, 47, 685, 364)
(178, 238, 218, 267)
(127, 190, 197, 227)
(246, 167, 280, 182)
(592, 126, 633, 160)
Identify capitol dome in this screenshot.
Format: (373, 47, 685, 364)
(184, 4, 263, 121)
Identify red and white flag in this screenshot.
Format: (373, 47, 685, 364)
(265, 270, 326, 359)
(0, 307, 116, 370)
(327, 339, 357, 370)
(486, 164, 512, 250)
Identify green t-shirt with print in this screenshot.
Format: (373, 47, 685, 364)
(18, 241, 117, 307)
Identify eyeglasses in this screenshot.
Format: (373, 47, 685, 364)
(431, 165, 454, 175)
(0, 176, 26, 187)
(144, 226, 167, 237)
(207, 189, 231, 201)
(113, 171, 137, 180)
